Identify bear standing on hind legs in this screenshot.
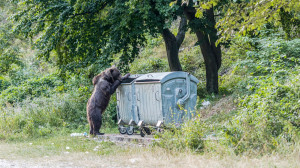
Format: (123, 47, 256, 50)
(87, 66, 130, 135)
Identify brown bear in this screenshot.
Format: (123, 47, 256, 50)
(87, 66, 130, 135)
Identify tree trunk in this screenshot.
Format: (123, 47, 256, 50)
(195, 31, 219, 93)
(183, 2, 221, 94)
(162, 29, 182, 71)
(161, 16, 187, 71)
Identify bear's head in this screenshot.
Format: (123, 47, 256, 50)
(92, 65, 121, 85)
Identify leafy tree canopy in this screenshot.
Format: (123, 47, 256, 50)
(11, 0, 182, 73)
(187, 0, 300, 41)
(0, 3, 22, 74)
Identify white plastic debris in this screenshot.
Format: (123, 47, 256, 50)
(129, 158, 140, 163)
(201, 100, 211, 109)
(93, 146, 99, 151)
(70, 132, 87, 137)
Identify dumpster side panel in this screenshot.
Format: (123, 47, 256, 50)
(135, 83, 162, 126)
(116, 84, 132, 124)
(184, 81, 198, 119)
(162, 79, 187, 126)
(162, 77, 198, 126)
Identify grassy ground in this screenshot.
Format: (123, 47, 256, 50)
(0, 135, 299, 168)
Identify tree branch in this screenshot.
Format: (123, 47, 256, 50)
(176, 16, 187, 49)
(162, 28, 176, 45)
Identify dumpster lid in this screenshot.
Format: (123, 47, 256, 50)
(121, 74, 144, 84)
(135, 72, 199, 84)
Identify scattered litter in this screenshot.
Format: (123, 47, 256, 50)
(201, 100, 211, 109)
(129, 158, 140, 163)
(29, 143, 32, 145)
(93, 146, 99, 151)
(66, 146, 70, 150)
(70, 132, 87, 137)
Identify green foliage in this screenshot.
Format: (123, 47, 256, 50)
(156, 117, 205, 153)
(0, 4, 22, 74)
(158, 35, 300, 155)
(0, 89, 89, 139)
(0, 74, 63, 105)
(180, 46, 204, 77)
(11, 0, 184, 73)
(221, 37, 300, 154)
(130, 57, 169, 74)
(212, 0, 300, 41)
(0, 76, 10, 92)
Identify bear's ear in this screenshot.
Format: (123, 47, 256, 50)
(92, 74, 101, 86)
(107, 68, 114, 78)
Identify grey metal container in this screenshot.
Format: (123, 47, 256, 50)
(134, 72, 199, 127)
(116, 74, 143, 127)
(117, 72, 199, 130)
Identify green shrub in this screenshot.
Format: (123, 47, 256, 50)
(0, 89, 88, 138)
(156, 117, 205, 153)
(0, 76, 10, 92)
(0, 74, 63, 105)
(221, 37, 300, 154)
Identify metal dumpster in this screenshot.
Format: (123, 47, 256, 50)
(134, 72, 199, 128)
(116, 74, 143, 134)
(116, 72, 199, 135)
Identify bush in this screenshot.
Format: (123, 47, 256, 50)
(0, 90, 89, 139)
(0, 74, 63, 105)
(0, 76, 10, 92)
(221, 37, 300, 154)
(156, 117, 205, 153)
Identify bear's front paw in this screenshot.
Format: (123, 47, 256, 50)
(123, 73, 131, 79)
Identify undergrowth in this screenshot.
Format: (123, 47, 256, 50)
(156, 36, 300, 155)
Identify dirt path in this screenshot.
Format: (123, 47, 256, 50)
(1, 149, 299, 168)
(1, 139, 299, 168)
(0, 158, 79, 168)
(0, 153, 128, 168)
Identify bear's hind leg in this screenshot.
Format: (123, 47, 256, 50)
(93, 114, 104, 135)
(89, 122, 94, 135)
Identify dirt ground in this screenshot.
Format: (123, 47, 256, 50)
(1, 141, 299, 168)
(1, 152, 299, 168)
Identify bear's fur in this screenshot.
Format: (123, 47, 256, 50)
(87, 66, 130, 135)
